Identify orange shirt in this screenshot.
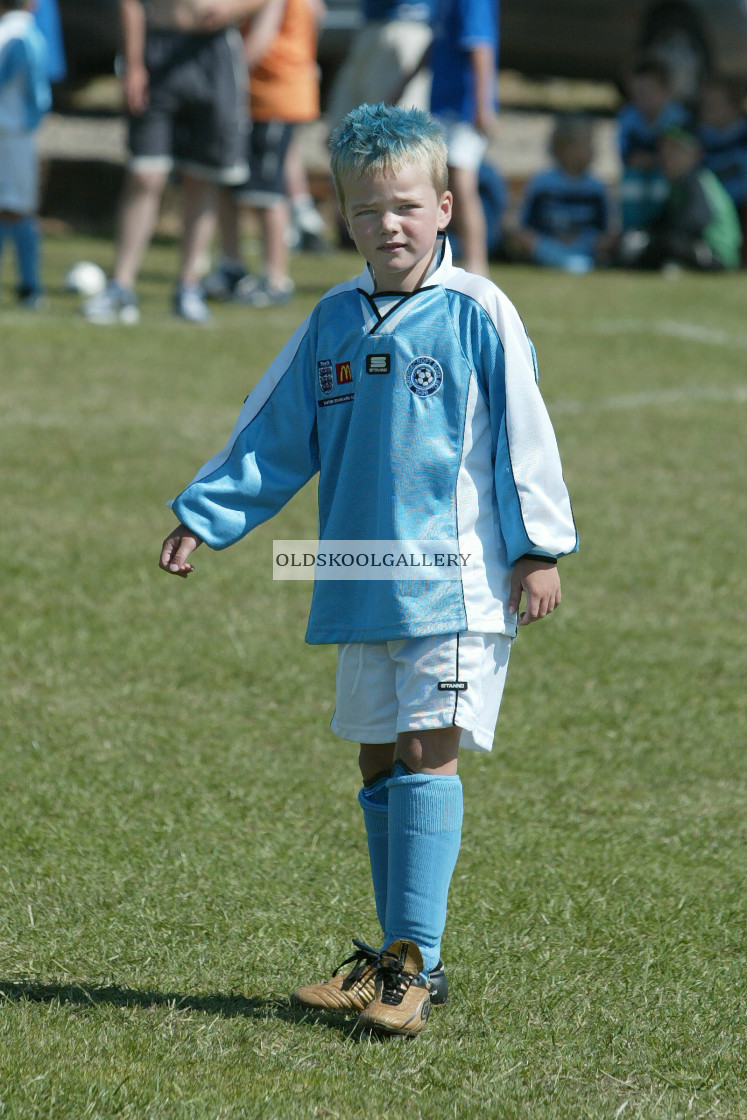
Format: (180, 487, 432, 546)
(250, 0, 320, 123)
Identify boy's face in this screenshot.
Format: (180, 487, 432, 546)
(630, 74, 669, 120)
(555, 136, 593, 177)
(341, 160, 452, 293)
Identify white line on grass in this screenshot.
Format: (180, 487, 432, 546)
(533, 316, 747, 350)
(594, 318, 747, 349)
(551, 384, 747, 416)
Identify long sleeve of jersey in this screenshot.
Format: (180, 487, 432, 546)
(171, 316, 321, 546)
(170, 238, 577, 644)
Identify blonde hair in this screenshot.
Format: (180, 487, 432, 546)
(330, 103, 449, 210)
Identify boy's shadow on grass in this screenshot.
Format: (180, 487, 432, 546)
(0, 980, 356, 1037)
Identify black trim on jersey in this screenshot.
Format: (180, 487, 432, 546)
(519, 553, 558, 564)
(452, 634, 461, 725)
(357, 234, 448, 332)
(358, 285, 438, 333)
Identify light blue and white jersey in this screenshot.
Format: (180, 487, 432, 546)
(171, 237, 578, 644)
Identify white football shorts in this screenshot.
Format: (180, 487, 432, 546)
(331, 632, 512, 753)
(434, 114, 489, 171)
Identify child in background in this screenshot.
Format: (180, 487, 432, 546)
(429, 0, 499, 275)
(0, 0, 51, 308)
(204, 0, 322, 306)
(160, 103, 577, 1039)
(618, 56, 689, 231)
(698, 78, 747, 266)
(512, 113, 611, 273)
(619, 124, 741, 272)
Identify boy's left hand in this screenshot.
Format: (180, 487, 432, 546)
(509, 557, 561, 626)
(159, 524, 203, 578)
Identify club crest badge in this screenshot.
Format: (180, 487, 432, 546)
(317, 359, 334, 395)
(405, 356, 443, 398)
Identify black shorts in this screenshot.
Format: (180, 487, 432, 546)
(128, 27, 248, 184)
(236, 120, 295, 206)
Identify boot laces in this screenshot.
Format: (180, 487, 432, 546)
(378, 948, 415, 1006)
(336, 940, 379, 990)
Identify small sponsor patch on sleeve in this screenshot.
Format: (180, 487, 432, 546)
(366, 354, 391, 374)
(437, 681, 468, 691)
(318, 392, 355, 407)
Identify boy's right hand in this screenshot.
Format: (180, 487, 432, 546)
(159, 524, 203, 578)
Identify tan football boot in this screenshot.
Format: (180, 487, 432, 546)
(290, 940, 379, 1012)
(356, 940, 431, 1038)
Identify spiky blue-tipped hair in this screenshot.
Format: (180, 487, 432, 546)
(330, 103, 448, 209)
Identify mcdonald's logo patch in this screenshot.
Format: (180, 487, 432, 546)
(336, 360, 353, 384)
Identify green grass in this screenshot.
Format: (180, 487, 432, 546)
(1, 234, 746, 1119)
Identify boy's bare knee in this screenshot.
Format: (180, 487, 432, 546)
(395, 727, 460, 775)
(359, 742, 395, 781)
(128, 169, 168, 197)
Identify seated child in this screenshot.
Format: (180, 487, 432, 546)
(160, 103, 577, 1039)
(512, 113, 611, 273)
(617, 56, 690, 231)
(0, 0, 51, 308)
(698, 77, 747, 266)
(619, 124, 742, 272)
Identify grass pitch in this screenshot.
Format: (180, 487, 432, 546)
(1, 234, 746, 1119)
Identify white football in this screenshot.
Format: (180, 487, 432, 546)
(65, 261, 107, 296)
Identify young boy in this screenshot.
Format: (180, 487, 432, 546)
(617, 56, 689, 231)
(698, 78, 747, 266)
(160, 103, 578, 1038)
(0, 0, 51, 309)
(203, 0, 322, 306)
(620, 124, 742, 272)
(512, 113, 611, 273)
(429, 0, 499, 275)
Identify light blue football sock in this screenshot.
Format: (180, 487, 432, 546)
(383, 764, 463, 976)
(358, 774, 390, 934)
(11, 217, 40, 293)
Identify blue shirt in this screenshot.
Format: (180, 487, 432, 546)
(617, 100, 690, 165)
(430, 0, 498, 122)
(520, 166, 609, 240)
(171, 238, 577, 645)
(700, 118, 747, 206)
(33, 0, 66, 83)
